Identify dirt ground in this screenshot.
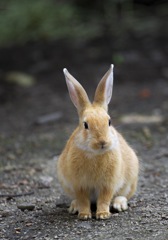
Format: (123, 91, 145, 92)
(0, 40, 168, 240)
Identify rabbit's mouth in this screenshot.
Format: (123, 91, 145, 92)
(90, 135, 119, 153)
(91, 141, 112, 152)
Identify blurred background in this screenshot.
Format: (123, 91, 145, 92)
(1, 2, 168, 238)
(0, 0, 168, 164)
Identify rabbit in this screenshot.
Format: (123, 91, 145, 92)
(57, 64, 139, 220)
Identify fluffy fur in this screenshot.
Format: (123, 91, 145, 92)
(57, 65, 139, 220)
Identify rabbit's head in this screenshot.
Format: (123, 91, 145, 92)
(63, 65, 118, 154)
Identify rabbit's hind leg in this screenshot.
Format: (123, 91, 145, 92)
(112, 180, 137, 212)
(112, 196, 128, 211)
(126, 180, 138, 200)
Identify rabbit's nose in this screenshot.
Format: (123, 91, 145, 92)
(99, 141, 107, 149)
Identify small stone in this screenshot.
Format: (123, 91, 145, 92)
(16, 148, 23, 155)
(0, 210, 12, 217)
(113, 213, 119, 217)
(77, 222, 92, 229)
(6, 71, 35, 87)
(161, 214, 168, 220)
(25, 222, 33, 227)
(39, 176, 53, 188)
(7, 153, 16, 160)
(17, 203, 35, 211)
(142, 127, 152, 140)
(36, 112, 62, 125)
(15, 227, 21, 234)
(130, 202, 137, 208)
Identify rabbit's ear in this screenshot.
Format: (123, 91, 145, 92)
(93, 64, 114, 111)
(63, 68, 90, 113)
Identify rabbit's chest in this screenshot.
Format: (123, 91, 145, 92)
(75, 160, 111, 188)
(71, 150, 117, 188)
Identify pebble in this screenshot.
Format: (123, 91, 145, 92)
(142, 127, 152, 140)
(7, 153, 16, 160)
(77, 222, 92, 229)
(17, 203, 35, 211)
(0, 210, 12, 217)
(39, 176, 53, 188)
(113, 213, 119, 217)
(36, 112, 63, 125)
(161, 214, 168, 220)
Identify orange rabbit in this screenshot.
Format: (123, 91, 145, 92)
(57, 65, 139, 220)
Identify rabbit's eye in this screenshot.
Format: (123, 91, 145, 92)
(109, 119, 111, 126)
(84, 121, 89, 129)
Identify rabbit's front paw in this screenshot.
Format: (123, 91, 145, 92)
(78, 212, 92, 220)
(113, 196, 128, 211)
(96, 211, 111, 220)
(69, 200, 78, 214)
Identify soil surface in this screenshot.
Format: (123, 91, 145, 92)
(0, 40, 168, 240)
